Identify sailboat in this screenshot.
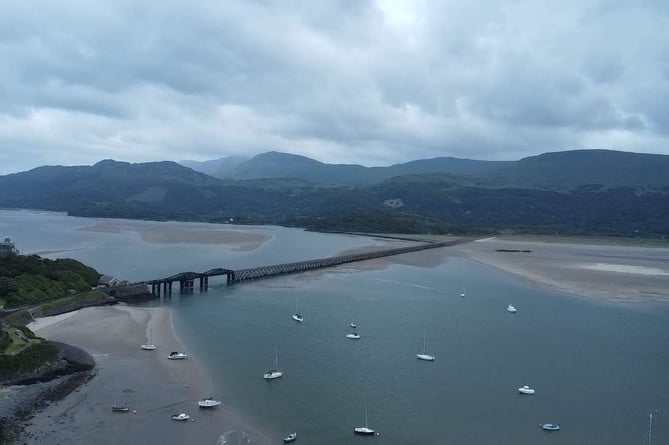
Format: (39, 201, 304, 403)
(141, 327, 156, 350)
(263, 348, 283, 380)
(460, 283, 466, 298)
(198, 378, 222, 408)
(354, 403, 376, 435)
(416, 328, 435, 361)
(292, 296, 303, 322)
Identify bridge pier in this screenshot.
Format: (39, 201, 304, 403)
(199, 276, 208, 292)
(180, 279, 194, 293)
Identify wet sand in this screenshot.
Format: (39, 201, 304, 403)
(21, 306, 273, 445)
(455, 236, 669, 303)
(78, 220, 271, 251)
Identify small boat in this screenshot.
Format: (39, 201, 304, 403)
(354, 403, 375, 435)
(518, 385, 535, 395)
(292, 297, 303, 322)
(198, 397, 222, 408)
(283, 432, 297, 443)
(141, 327, 156, 350)
(460, 283, 466, 297)
(264, 348, 283, 380)
(112, 405, 130, 412)
(542, 423, 560, 431)
(171, 413, 190, 421)
(346, 333, 361, 340)
(416, 328, 435, 361)
(507, 304, 517, 313)
(168, 351, 188, 360)
(350, 322, 357, 328)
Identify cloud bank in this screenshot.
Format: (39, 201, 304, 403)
(1, 0, 668, 174)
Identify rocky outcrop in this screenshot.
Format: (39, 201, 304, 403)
(0, 342, 95, 444)
(0, 341, 94, 387)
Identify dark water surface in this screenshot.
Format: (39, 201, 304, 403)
(2, 210, 668, 444)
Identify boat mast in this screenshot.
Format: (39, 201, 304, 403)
(649, 413, 653, 445)
(364, 403, 368, 428)
(275, 347, 279, 370)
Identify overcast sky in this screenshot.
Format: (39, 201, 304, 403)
(1, 0, 668, 174)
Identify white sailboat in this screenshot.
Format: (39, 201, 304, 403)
(518, 385, 535, 395)
(460, 283, 466, 298)
(346, 332, 361, 339)
(141, 327, 156, 350)
(416, 328, 435, 361)
(354, 403, 376, 435)
(198, 378, 222, 408)
(263, 348, 283, 380)
(292, 296, 303, 322)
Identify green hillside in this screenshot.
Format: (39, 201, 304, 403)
(0, 255, 100, 309)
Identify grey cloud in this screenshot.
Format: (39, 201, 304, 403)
(1, 0, 669, 174)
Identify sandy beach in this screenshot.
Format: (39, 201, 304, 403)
(19, 305, 274, 445)
(454, 236, 669, 303)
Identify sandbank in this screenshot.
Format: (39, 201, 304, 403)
(17, 305, 273, 445)
(455, 236, 669, 303)
(78, 220, 271, 251)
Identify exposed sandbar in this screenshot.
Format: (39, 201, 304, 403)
(455, 236, 669, 303)
(78, 220, 271, 251)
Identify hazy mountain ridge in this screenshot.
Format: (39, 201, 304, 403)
(183, 149, 669, 189)
(2, 150, 668, 235)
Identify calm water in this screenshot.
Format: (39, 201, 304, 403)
(2, 210, 668, 444)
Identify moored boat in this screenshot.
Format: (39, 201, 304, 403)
(171, 413, 190, 421)
(542, 423, 560, 431)
(283, 432, 297, 442)
(112, 405, 130, 412)
(168, 351, 188, 360)
(198, 397, 222, 408)
(346, 332, 361, 339)
(507, 304, 517, 313)
(354, 404, 376, 435)
(518, 385, 535, 395)
(264, 348, 283, 379)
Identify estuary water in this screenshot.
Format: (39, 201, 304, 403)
(2, 209, 668, 444)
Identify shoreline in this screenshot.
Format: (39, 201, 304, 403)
(15, 305, 274, 444)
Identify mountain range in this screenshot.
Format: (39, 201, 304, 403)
(0, 149, 667, 236)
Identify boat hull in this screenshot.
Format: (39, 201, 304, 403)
(346, 334, 361, 339)
(416, 353, 435, 361)
(264, 371, 283, 379)
(518, 387, 535, 395)
(141, 344, 156, 350)
(168, 353, 188, 360)
(542, 424, 560, 431)
(198, 400, 222, 408)
(292, 315, 303, 322)
(354, 427, 375, 435)
(283, 433, 297, 442)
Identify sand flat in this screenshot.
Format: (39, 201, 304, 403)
(455, 237, 669, 302)
(20, 305, 273, 445)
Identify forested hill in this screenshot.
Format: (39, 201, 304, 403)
(0, 255, 100, 309)
(1, 151, 668, 236)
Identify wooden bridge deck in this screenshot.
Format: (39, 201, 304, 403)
(145, 238, 465, 295)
